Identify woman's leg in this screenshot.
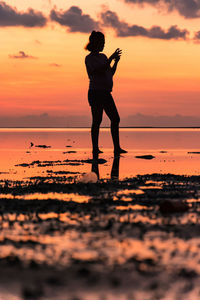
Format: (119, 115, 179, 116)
(91, 105, 103, 154)
(103, 93, 127, 153)
(103, 93, 121, 151)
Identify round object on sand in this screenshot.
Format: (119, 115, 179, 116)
(78, 172, 98, 183)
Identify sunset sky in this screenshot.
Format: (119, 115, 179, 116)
(1, 0, 200, 123)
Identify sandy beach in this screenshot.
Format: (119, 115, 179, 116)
(0, 128, 200, 299)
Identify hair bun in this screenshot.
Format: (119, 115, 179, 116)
(90, 31, 96, 40)
(89, 31, 97, 42)
(86, 31, 105, 51)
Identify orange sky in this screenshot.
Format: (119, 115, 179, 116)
(1, 0, 200, 119)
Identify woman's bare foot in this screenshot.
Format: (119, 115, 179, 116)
(98, 149, 103, 154)
(114, 148, 127, 155)
(93, 148, 103, 155)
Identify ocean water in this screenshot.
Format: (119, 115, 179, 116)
(1, 128, 200, 180)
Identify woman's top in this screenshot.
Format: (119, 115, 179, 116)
(85, 53, 113, 92)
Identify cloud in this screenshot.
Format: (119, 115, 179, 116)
(9, 51, 37, 59)
(0, 1, 47, 27)
(49, 63, 62, 67)
(50, 6, 99, 33)
(100, 10, 189, 39)
(122, 0, 200, 19)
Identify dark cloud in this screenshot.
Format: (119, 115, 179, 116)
(9, 51, 37, 59)
(0, 1, 47, 27)
(50, 6, 99, 33)
(122, 0, 200, 19)
(49, 63, 62, 67)
(100, 10, 189, 39)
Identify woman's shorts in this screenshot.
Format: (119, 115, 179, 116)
(88, 89, 120, 123)
(88, 89, 114, 107)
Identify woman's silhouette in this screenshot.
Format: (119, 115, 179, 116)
(85, 31, 127, 156)
(92, 155, 120, 180)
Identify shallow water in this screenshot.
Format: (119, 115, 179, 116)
(1, 128, 200, 181)
(1, 128, 200, 299)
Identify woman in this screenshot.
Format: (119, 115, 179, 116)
(85, 31, 127, 156)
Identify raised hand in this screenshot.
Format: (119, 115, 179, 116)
(114, 54, 121, 63)
(110, 48, 122, 61)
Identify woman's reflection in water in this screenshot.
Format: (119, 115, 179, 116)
(92, 154, 120, 180)
(111, 155, 120, 180)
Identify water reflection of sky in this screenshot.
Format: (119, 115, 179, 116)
(1, 129, 200, 299)
(1, 128, 200, 180)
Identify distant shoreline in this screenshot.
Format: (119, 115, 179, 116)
(1, 127, 200, 129)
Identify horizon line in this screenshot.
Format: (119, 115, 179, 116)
(1, 126, 200, 129)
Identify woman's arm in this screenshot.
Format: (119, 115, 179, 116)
(94, 48, 122, 74)
(85, 55, 110, 74)
(108, 48, 122, 63)
(111, 58, 120, 76)
(111, 51, 121, 76)
(85, 48, 122, 75)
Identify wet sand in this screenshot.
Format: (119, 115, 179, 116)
(0, 128, 200, 299)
